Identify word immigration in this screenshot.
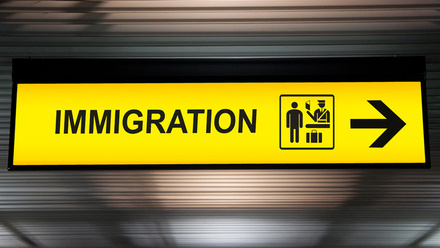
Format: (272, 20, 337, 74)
(55, 109, 258, 134)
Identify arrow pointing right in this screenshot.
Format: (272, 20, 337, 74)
(350, 100, 406, 148)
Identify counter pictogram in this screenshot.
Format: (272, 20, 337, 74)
(280, 95, 334, 149)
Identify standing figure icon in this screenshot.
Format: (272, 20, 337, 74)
(286, 102, 303, 143)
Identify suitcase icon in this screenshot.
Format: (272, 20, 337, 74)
(306, 129, 322, 143)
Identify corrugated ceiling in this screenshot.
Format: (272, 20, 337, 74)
(0, 1, 440, 247)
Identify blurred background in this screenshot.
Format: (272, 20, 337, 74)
(0, 1, 440, 247)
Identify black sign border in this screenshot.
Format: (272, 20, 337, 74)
(9, 57, 430, 170)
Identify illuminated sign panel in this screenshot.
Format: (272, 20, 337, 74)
(9, 58, 429, 169)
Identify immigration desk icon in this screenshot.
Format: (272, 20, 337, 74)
(280, 95, 334, 149)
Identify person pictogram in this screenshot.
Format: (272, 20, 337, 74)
(280, 95, 334, 150)
(307, 100, 330, 123)
(286, 102, 303, 143)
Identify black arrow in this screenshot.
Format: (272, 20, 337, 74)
(350, 100, 406, 148)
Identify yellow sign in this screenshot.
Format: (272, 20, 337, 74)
(10, 82, 427, 167)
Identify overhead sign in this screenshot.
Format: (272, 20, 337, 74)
(9, 57, 429, 169)
(9, 81, 428, 169)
